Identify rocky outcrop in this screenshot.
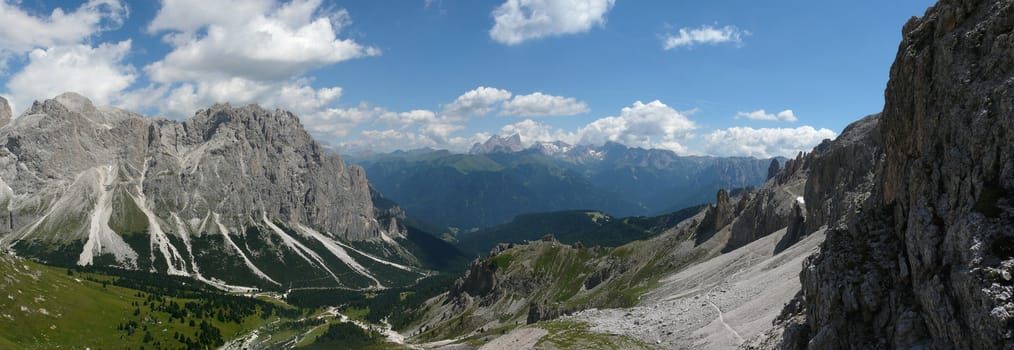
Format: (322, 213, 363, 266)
(449, 258, 499, 299)
(0, 96, 10, 129)
(767, 159, 781, 181)
(698, 189, 734, 235)
(802, 114, 882, 233)
(782, 0, 1014, 348)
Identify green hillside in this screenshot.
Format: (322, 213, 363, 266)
(455, 205, 707, 257)
(0, 253, 411, 349)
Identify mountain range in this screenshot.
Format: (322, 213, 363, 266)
(0, 0, 1011, 348)
(350, 137, 779, 229)
(400, 0, 1014, 348)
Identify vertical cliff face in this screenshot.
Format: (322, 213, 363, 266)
(0, 97, 10, 129)
(142, 103, 381, 241)
(786, 0, 1014, 348)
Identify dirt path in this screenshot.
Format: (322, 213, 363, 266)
(707, 300, 744, 344)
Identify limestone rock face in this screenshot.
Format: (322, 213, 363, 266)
(469, 133, 524, 154)
(782, 0, 1014, 348)
(0, 93, 420, 290)
(0, 96, 10, 129)
(802, 113, 882, 233)
(143, 103, 382, 240)
(700, 189, 734, 233)
(767, 158, 781, 181)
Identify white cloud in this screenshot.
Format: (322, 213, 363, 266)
(303, 103, 387, 137)
(443, 86, 512, 118)
(6, 41, 136, 114)
(577, 100, 697, 154)
(146, 0, 379, 83)
(702, 126, 836, 158)
(662, 24, 747, 50)
(420, 122, 464, 140)
(735, 109, 798, 122)
(500, 119, 578, 146)
(379, 109, 439, 127)
(490, 0, 615, 45)
(148, 0, 273, 34)
(0, 0, 126, 57)
(500, 92, 589, 117)
(94, 0, 382, 130)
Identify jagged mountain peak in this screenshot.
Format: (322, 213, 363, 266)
(469, 133, 524, 154)
(186, 102, 312, 147)
(51, 91, 96, 112)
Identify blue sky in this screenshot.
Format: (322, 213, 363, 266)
(0, 0, 934, 157)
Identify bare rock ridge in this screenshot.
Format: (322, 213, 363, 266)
(0, 96, 10, 128)
(778, 0, 1014, 348)
(0, 93, 422, 291)
(469, 133, 524, 154)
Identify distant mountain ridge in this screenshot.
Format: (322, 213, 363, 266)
(353, 137, 779, 229)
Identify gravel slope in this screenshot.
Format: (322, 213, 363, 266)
(565, 228, 825, 349)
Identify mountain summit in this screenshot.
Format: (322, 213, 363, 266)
(469, 133, 524, 154)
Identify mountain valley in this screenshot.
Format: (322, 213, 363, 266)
(0, 0, 1011, 348)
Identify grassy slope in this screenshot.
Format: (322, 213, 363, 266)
(0, 253, 413, 349)
(0, 254, 268, 348)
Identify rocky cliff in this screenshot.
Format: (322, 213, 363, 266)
(0, 97, 10, 128)
(0, 93, 428, 291)
(779, 0, 1014, 348)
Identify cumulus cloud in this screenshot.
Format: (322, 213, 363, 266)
(379, 109, 439, 127)
(702, 126, 836, 158)
(490, 0, 615, 45)
(122, 77, 343, 122)
(76, 0, 383, 128)
(442, 86, 512, 118)
(340, 128, 488, 154)
(662, 24, 747, 50)
(146, 0, 379, 83)
(577, 100, 697, 154)
(303, 103, 388, 137)
(6, 41, 136, 114)
(500, 92, 589, 117)
(0, 0, 126, 58)
(735, 109, 798, 122)
(500, 119, 578, 146)
(352, 129, 438, 152)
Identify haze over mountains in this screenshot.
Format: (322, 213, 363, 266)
(351, 134, 779, 229)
